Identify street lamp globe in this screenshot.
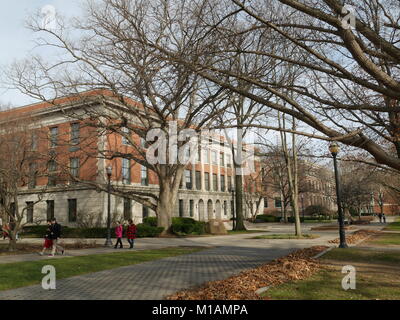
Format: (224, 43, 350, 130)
(106, 165, 112, 177)
(329, 142, 340, 156)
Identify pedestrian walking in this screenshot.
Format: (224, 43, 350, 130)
(49, 218, 64, 257)
(114, 221, 123, 249)
(378, 213, 382, 223)
(126, 219, 137, 249)
(39, 220, 53, 256)
(383, 213, 386, 223)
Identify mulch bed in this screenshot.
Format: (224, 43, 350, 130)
(167, 246, 328, 300)
(328, 230, 380, 245)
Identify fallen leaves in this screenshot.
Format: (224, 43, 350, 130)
(167, 246, 328, 300)
(328, 230, 380, 244)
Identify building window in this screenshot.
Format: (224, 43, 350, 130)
(220, 153, 225, 166)
(202, 148, 209, 164)
(49, 127, 58, 148)
(26, 202, 34, 223)
(28, 162, 37, 189)
(121, 127, 130, 145)
(71, 123, 80, 145)
(185, 169, 192, 189)
(211, 150, 217, 165)
(48, 160, 57, 186)
(142, 205, 149, 219)
(227, 154, 232, 168)
(213, 173, 218, 191)
(68, 199, 77, 222)
(264, 198, 269, 208)
(123, 198, 132, 220)
(46, 200, 55, 220)
(122, 158, 131, 184)
(141, 165, 149, 186)
(274, 197, 282, 208)
(70, 158, 79, 181)
(204, 172, 210, 191)
(228, 176, 232, 191)
(221, 175, 225, 192)
(179, 199, 184, 217)
(189, 200, 194, 217)
(224, 201, 227, 216)
(195, 171, 201, 190)
(196, 145, 201, 163)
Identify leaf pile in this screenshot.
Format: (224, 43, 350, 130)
(328, 230, 379, 244)
(167, 246, 328, 300)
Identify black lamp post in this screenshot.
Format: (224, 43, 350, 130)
(329, 142, 348, 248)
(231, 186, 236, 230)
(104, 165, 113, 247)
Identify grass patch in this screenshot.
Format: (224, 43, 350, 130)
(322, 248, 400, 265)
(365, 233, 400, 246)
(265, 248, 400, 300)
(385, 217, 400, 231)
(0, 247, 206, 291)
(251, 234, 319, 239)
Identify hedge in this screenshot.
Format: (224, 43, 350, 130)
(22, 223, 164, 238)
(255, 215, 280, 223)
(171, 217, 206, 235)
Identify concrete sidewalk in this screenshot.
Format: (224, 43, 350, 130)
(0, 221, 391, 300)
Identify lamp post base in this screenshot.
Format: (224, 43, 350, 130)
(104, 238, 113, 247)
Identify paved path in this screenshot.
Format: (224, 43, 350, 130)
(0, 220, 391, 300)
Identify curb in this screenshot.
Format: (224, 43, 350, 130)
(311, 245, 335, 259)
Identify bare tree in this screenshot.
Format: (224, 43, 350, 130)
(0, 115, 47, 250)
(8, 0, 229, 233)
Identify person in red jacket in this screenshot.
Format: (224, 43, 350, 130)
(126, 219, 137, 249)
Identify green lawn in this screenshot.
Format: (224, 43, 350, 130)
(251, 234, 319, 239)
(265, 248, 400, 300)
(366, 233, 400, 246)
(0, 247, 206, 291)
(385, 217, 400, 231)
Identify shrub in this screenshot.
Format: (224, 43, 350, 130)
(255, 215, 280, 223)
(304, 205, 333, 217)
(142, 217, 158, 227)
(136, 223, 164, 237)
(287, 216, 305, 223)
(171, 217, 206, 235)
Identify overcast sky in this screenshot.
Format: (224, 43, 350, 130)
(0, 0, 81, 107)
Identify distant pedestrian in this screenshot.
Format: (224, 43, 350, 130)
(126, 219, 137, 249)
(49, 218, 64, 257)
(114, 221, 123, 249)
(383, 214, 386, 223)
(2, 223, 10, 240)
(378, 213, 382, 223)
(39, 220, 53, 256)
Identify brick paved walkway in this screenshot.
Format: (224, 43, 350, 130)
(0, 246, 294, 300)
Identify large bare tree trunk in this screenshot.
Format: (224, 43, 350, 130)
(234, 171, 246, 230)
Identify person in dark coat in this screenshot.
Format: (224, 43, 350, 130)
(50, 218, 64, 256)
(126, 219, 137, 249)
